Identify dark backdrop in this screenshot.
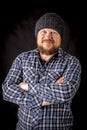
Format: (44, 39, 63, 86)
(0, 3, 86, 130)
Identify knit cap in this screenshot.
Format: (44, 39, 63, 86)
(35, 12, 64, 38)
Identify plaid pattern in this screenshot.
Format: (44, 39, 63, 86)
(2, 48, 81, 130)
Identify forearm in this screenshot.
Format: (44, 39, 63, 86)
(42, 77, 64, 106)
(18, 82, 44, 108)
(2, 81, 43, 108)
(2, 83, 28, 105)
(42, 58, 81, 104)
(42, 77, 80, 104)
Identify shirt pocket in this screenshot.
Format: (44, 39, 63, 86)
(23, 67, 39, 84)
(46, 69, 63, 83)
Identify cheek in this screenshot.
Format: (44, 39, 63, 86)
(37, 38, 42, 46)
(37, 38, 41, 44)
(55, 38, 61, 45)
(37, 35, 43, 43)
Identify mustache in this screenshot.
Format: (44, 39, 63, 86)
(42, 39, 54, 43)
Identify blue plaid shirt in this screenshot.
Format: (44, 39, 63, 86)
(2, 48, 81, 130)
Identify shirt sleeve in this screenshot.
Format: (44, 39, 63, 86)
(41, 57, 81, 103)
(2, 54, 43, 108)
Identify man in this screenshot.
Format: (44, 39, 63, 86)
(2, 12, 81, 130)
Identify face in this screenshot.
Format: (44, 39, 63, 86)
(36, 28, 62, 55)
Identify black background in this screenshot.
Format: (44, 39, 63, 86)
(0, 1, 86, 130)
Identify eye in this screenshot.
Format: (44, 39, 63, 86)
(51, 31, 57, 35)
(41, 30, 46, 34)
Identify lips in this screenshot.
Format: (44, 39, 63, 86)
(42, 39, 54, 46)
(42, 39, 53, 43)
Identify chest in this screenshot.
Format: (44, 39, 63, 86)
(22, 57, 68, 84)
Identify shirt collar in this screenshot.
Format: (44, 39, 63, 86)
(35, 47, 64, 59)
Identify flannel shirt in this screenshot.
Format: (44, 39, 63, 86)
(2, 48, 81, 130)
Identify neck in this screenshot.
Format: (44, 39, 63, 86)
(40, 53, 54, 61)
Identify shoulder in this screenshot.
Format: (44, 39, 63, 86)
(15, 49, 37, 60)
(60, 48, 81, 66)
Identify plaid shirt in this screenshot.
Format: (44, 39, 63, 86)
(2, 48, 81, 130)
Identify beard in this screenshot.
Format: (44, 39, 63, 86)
(37, 45, 59, 55)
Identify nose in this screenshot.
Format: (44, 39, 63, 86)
(45, 32, 52, 39)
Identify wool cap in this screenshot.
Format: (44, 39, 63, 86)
(35, 12, 65, 38)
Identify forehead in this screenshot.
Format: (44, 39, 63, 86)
(39, 28, 58, 33)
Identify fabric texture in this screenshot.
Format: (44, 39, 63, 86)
(2, 48, 81, 130)
(35, 12, 65, 38)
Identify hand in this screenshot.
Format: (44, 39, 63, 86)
(18, 82, 28, 91)
(42, 101, 52, 106)
(42, 77, 64, 106)
(56, 77, 64, 84)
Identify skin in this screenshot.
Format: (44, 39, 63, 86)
(37, 28, 62, 60)
(18, 28, 64, 106)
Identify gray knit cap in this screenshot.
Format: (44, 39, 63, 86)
(35, 12, 64, 38)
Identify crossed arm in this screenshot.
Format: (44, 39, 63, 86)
(2, 55, 81, 108)
(18, 77, 64, 106)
